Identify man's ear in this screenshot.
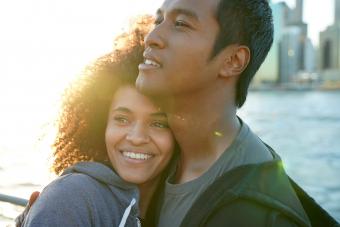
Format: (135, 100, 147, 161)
(219, 45, 250, 78)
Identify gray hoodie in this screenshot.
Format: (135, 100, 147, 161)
(23, 162, 141, 227)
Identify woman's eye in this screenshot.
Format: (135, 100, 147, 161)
(113, 116, 129, 124)
(151, 121, 169, 129)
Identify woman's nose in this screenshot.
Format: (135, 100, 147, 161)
(126, 123, 150, 145)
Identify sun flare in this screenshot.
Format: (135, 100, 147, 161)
(0, 0, 158, 201)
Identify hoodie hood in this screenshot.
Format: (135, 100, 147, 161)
(62, 162, 140, 227)
(62, 162, 137, 191)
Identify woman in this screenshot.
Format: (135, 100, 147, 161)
(22, 16, 174, 227)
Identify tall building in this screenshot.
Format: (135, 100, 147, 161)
(304, 38, 315, 73)
(254, 0, 314, 85)
(336, 0, 340, 24)
(319, 26, 340, 70)
(279, 26, 303, 83)
(278, 0, 313, 84)
(319, 0, 340, 82)
(291, 0, 303, 24)
(254, 2, 289, 84)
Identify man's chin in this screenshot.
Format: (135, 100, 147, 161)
(136, 77, 173, 106)
(136, 75, 161, 95)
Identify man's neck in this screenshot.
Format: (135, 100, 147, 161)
(163, 86, 240, 184)
(138, 177, 160, 219)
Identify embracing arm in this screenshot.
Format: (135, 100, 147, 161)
(15, 191, 40, 227)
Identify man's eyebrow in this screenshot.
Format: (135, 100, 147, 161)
(156, 7, 199, 21)
(150, 112, 167, 118)
(156, 8, 162, 16)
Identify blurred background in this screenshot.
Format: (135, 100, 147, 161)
(0, 0, 339, 225)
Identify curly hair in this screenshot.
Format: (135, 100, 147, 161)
(52, 16, 153, 175)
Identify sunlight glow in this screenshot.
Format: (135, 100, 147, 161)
(0, 0, 159, 143)
(0, 0, 159, 196)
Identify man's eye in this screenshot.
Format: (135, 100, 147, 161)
(114, 116, 129, 124)
(151, 121, 169, 129)
(175, 20, 190, 28)
(154, 16, 163, 25)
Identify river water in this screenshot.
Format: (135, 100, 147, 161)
(238, 90, 340, 222)
(1, 90, 340, 225)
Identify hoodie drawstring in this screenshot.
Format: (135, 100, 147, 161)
(119, 198, 137, 227)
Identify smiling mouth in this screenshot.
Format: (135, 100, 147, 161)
(122, 151, 153, 160)
(144, 59, 161, 67)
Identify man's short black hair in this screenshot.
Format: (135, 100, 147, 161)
(212, 0, 273, 107)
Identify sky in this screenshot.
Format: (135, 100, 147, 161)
(0, 0, 160, 154)
(0, 0, 335, 151)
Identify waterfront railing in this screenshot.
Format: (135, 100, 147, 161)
(0, 193, 27, 207)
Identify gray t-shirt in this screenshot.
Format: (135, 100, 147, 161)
(157, 120, 273, 227)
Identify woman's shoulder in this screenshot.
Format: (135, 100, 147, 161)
(51, 172, 98, 189)
(34, 173, 101, 206)
(23, 173, 113, 226)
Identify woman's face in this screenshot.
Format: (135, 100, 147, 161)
(105, 85, 174, 186)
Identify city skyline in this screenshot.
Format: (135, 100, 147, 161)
(256, 0, 340, 85)
(273, 0, 333, 46)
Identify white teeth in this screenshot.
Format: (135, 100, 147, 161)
(145, 59, 160, 67)
(122, 151, 152, 160)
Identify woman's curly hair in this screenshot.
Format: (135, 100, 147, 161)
(52, 16, 153, 175)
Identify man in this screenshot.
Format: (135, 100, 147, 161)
(137, 0, 338, 226)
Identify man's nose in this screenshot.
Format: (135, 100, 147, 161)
(144, 24, 166, 49)
(126, 123, 150, 145)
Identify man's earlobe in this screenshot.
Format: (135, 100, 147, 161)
(219, 45, 250, 78)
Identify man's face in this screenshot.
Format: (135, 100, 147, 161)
(137, 0, 222, 97)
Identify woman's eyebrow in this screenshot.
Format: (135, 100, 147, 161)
(113, 107, 131, 113)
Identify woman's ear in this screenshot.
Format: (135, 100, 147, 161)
(219, 45, 250, 78)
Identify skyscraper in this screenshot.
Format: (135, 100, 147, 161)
(278, 0, 312, 84)
(254, 0, 314, 85)
(335, 0, 340, 24)
(292, 0, 303, 24)
(279, 26, 303, 83)
(254, 2, 289, 84)
(319, 0, 340, 82)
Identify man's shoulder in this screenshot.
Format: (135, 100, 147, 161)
(180, 161, 311, 227)
(200, 199, 304, 227)
(181, 197, 308, 226)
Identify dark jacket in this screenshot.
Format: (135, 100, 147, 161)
(289, 178, 339, 227)
(179, 151, 339, 227)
